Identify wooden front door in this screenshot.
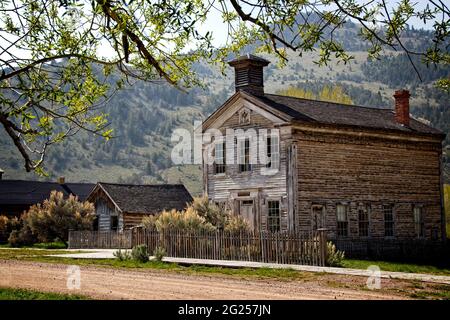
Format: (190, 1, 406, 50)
(312, 205, 324, 230)
(239, 200, 255, 230)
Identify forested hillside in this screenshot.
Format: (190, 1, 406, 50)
(1, 25, 448, 195)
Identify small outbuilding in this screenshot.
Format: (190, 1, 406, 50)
(86, 182, 193, 231)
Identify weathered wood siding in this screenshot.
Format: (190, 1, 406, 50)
(204, 106, 295, 231)
(294, 126, 443, 240)
(92, 195, 123, 231)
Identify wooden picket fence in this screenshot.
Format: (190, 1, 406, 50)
(69, 228, 328, 266)
(69, 230, 132, 249)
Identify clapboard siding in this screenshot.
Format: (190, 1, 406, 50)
(294, 128, 443, 240)
(204, 105, 294, 231)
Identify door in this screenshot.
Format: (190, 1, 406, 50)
(312, 205, 324, 230)
(239, 200, 255, 230)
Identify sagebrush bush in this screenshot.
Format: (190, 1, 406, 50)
(131, 244, 149, 262)
(8, 226, 36, 247)
(113, 249, 132, 261)
(21, 191, 95, 244)
(326, 242, 345, 267)
(141, 196, 251, 233)
(0, 215, 20, 241)
(153, 246, 166, 262)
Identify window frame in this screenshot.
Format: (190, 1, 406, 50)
(266, 135, 280, 170)
(357, 205, 370, 238)
(110, 215, 119, 231)
(413, 205, 425, 238)
(382, 204, 395, 238)
(336, 204, 349, 237)
(214, 141, 226, 175)
(267, 200, 281, 233)
(238, 138, 252, 172)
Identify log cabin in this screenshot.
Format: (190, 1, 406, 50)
(202, 54, 446, 246)
(86, 182, 192, 231)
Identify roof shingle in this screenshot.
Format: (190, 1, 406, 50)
(96, 183, 192, 214)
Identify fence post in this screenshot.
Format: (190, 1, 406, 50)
(68, 229, 73, 249)
(317, 228, 328, 266)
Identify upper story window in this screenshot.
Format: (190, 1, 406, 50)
(336, 204, 348, 237)
(267, 200, 280, 232)
(413, 206, 424, 238)
(214, 142, 226, 174)
(266, 135, 280, 170)
(238, 138, 251, 172)
(383, 204, 395, 237)
(358, 206, 370, 237)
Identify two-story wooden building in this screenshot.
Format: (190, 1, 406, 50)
(202, 54, 446, 245)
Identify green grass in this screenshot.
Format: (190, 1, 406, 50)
(0, 287, 89, 300)
(0, 247, 316, 281)
(342, 259, 450, 276)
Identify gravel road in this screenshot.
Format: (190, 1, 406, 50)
(0, 260, 407, 300)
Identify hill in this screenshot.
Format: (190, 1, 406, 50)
(0, 26, 448, 196)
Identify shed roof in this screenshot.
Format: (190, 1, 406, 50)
(92, 183, 192, 214)
(0, 180, 95, 205)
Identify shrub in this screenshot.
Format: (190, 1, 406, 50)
(141, 215, 158, 230)
(131, 244, 149, 262)
(191, 196, 227, 229)
(153, 246, 166, 262)
(326, 242, 345, 267)
(21, 191, 95, 244)
(155, 208, 216, 232)
(0, 215, 20, 242)
(113, 249, 132, 261)
(8, 226, 36, 247)
(224, 215, 251, 233)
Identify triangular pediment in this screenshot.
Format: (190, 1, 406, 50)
(202, 91, 290, 132)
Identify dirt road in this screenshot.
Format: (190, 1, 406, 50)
(0, 260, 406, 300)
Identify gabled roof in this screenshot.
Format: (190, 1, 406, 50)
(203, 90, 444, 138)
(90, 183, 192, 214)
(0, 180, 95, 205)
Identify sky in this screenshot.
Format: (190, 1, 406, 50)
(199, 0, 442, 48)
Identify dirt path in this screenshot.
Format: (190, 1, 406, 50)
(0, 260, 407, 300)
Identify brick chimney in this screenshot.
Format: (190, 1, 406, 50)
(228, 54, 270, 96)
(57, 176, 65, 184)
(393, 89, 410, 126)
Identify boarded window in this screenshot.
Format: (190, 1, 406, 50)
(238, 138, 251, 172)
(413, 206, 424, 238)
(214, 142, 226, 174)
(358, 207, 369, 237)
(267, 201, 280, 232)
(383, 205, 395, 237)
(111, 216, 118, 231)
(336, 204, 348, 237)
(266, 135, 280, 169)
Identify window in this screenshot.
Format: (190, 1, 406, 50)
(93, 216, 99, 231)
(266, 135, 280, 169)
(336, 204, 348, 237)
(214, 142, 226, 174)
(358, 207, 369, 237)
(111, 216, 118, 231)
(267, 201, 280, 232)
(383, 205, 394, 237)
(413, 206, 424, 238)
(238, 138, 251, 172)
(239, 109, 250, 124)
(312, 205, 324, 230)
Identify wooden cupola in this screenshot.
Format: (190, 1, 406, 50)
(228, 54, 270, 96)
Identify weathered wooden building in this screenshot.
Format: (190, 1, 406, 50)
(86, 182, 192, 231)
(202, 54, 446, 245)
